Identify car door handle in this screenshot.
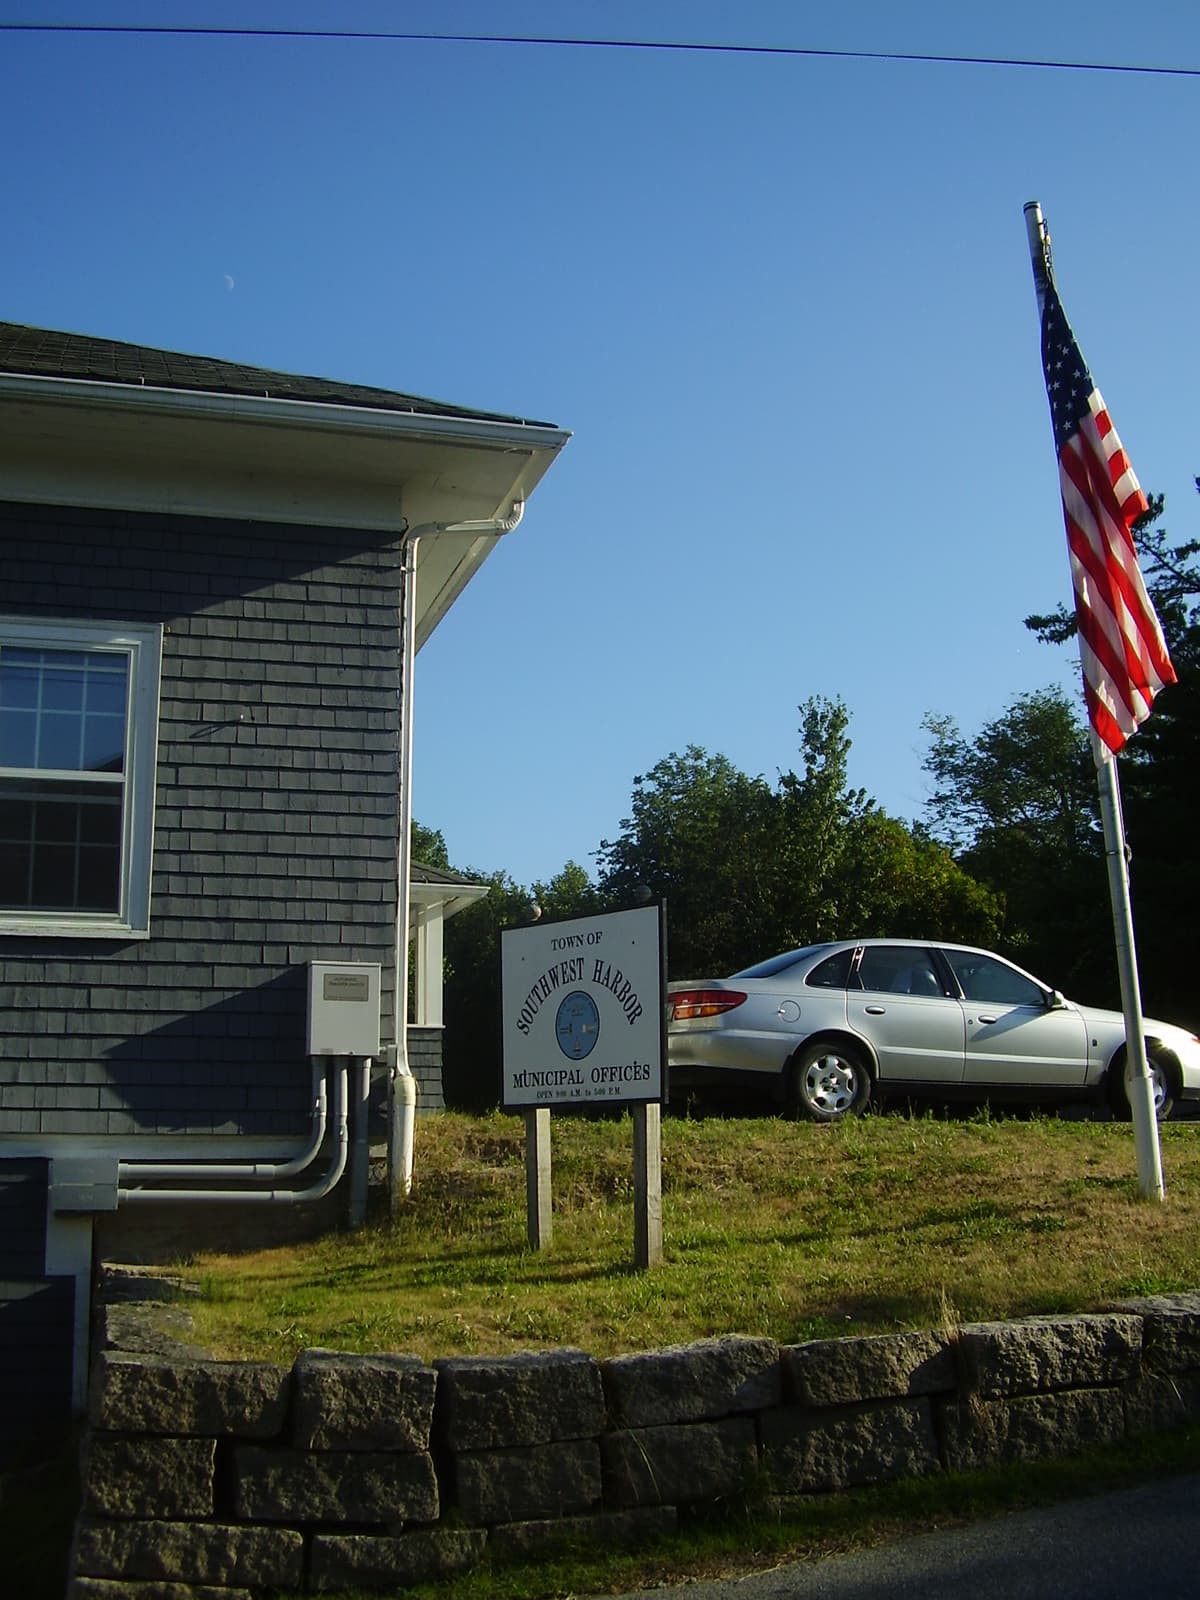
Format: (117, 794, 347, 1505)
(864, 1005, 886, 1015)
(977, 1015, 998, 1024)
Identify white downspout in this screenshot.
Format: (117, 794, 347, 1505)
(389, 500, 525, 1210)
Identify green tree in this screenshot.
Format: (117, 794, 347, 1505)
(768, 697, 877, 946)
(921, 688, 1099, 859)
(596, 745, 777, 976)
(597, 698, 1001, 979)
(411, 819, 450, 870)
(1118, 502, 1200, 1021)
(1024, 483, 1200, 1023)
(437, 699, 1007, 1109)
(530, 860, 602, 921)
(836, 811, 1001, 945)
(921, 688, 1110, 997)
(439, 860, 602, 1111)
(440, 871, 539, 1112)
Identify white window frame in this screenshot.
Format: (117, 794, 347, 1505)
(0, 615, 162, 938)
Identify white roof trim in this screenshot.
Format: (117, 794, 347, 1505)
(410, 880, 490, 922)
(0, 370, 571, 453)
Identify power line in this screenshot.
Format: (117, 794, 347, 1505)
(0, 22, 1197, 79)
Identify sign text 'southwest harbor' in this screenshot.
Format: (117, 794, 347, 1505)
(515, 956, 645, 1036)
(514, 957, 586, 1035)
(500, 905, 665, 1110)
(590, 960, 644, 1025)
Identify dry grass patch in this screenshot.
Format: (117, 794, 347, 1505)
(187, 1110, 1200, 1364)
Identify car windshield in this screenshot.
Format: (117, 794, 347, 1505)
(733, 944, 833, 980)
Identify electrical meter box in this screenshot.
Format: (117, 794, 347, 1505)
(307, 962, 382, 1056)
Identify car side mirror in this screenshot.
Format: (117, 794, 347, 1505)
(1047, 989, 1066, 1010)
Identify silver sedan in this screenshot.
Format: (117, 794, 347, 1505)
(667, 938, 1200, 1122)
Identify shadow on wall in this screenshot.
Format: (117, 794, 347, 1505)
(102, 969, 311, 1137)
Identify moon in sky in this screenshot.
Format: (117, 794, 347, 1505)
(223, 274, 235, 291)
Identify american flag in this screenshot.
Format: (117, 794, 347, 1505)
(1040, 279, 1175, 755)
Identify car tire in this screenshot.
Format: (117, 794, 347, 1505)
(1110, 1047, 1178, 1122)
(788, 1041, 871, 1124)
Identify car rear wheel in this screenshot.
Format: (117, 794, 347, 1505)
(1110, 1048, 1178, 1121)
(788, 1042, 871, 1123)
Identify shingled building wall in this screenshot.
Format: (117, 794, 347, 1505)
(0, 498, 404, 1145)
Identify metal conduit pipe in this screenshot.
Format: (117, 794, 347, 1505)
(389, 501, 525, 1208)
(117, 1062, 350, 1206)
(118, 1057, 331, 1184)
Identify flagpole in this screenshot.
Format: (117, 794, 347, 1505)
(1092, 738, 1164, 1199)
(1023, 201, 1165, 1202)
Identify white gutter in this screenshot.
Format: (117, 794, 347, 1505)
(0, 370, 571, 453)
(388, 500, 525, 1209)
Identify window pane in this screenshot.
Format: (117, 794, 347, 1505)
(0, 707, 37, 767)
(85, 668, 128, 718)
(0, 647, 128, 774)
(31, 841, 78, 908)
(81, 713, 126, 773)
(806, 950, 853, 989)
(0, 661, 40, 709)
(40, 663, 86, 715)
(38, 711, 84, 770)
(0, 780, 122, 913)
(734, 944, 828, 979)
(79, 799, 121, 847)
(0, 620, 158, 933)
(78, 845, 121, 911)
(945, 952, 1044, 1007)
(0, 842, 28, 905)
(82, 659, 128, 771)
(858, 947, 921, 993)
(37, 799, 79, 842)
(854, 947, 944, 996)
(0, 795, 32, 840)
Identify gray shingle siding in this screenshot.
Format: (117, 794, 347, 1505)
(408, 1027, 445, 1114)
(0, 499, 408, 1142)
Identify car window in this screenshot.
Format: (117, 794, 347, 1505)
(855, 946, 943, 996)
(805, 950, 853, 989)
(942, 950, 1045, 1007)
(735, 945, 830, 980)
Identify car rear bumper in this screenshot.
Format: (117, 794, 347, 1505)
(668, 1028, 792, 1075)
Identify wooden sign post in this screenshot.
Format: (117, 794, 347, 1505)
(501, 904, 667, 1268)
(525, 1106, 553, 1250)
(632, 1101, 663, 1268)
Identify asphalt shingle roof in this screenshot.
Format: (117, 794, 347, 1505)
(411, 863, 487, 888)
(0, 321, 557, 429)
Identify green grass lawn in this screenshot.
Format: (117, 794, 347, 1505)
(27, 1108, 1199, 1600)
(188, 1108, 1200, 1364)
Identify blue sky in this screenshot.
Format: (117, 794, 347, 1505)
(3, 2, 1197, 888)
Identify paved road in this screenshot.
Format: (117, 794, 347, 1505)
(591, 1474, 1199, 1599)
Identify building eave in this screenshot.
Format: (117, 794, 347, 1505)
(0, 371, 570, 647)
(0, 369, 571, 454)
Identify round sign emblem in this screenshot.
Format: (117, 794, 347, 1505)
(555, 990, 600, 1060)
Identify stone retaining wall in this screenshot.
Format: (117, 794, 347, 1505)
(67, 1269, 1200, 1596)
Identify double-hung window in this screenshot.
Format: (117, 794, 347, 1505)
(0, 617, 162, 937)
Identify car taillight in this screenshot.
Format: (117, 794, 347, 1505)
(670, 989, 748, 1020)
